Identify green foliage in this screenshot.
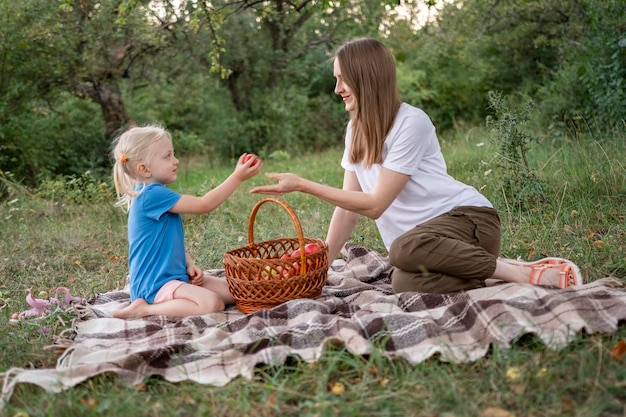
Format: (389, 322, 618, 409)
(391, 0, 624, 135)
(0, 0, 167, 186)
(0, 93, 105, 187)
(537, 0, 626, 132)
(387, 2, 507, 130)
(125, 72, 237, 158)
(1, 0, 624, 188)
(0, 171, 31, 202)
(395, 62, 433, 108)
(34, 171, 115, 204)
(485, 91, 544, 207)
(470, 0, 580, 92)
(218, 86, 345, 159)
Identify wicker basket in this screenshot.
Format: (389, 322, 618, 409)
(223, 198, 329, 313)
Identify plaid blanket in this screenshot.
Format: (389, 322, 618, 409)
(2, 244, 626, 407)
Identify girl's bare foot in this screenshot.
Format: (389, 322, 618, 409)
(112, 299, 150, 319)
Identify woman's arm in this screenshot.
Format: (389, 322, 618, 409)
(324, 171, 362, 261)
(250, 167, 410, 220)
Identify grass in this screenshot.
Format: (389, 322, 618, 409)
(0, 127, 625, 417)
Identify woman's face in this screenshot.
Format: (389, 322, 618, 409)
(333, 58, 356, 115)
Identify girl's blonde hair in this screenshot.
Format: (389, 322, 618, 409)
(334, 37, 402, 168)
(111, 125, 171, 210)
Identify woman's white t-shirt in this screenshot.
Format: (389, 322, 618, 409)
(341, 103, 492, 250)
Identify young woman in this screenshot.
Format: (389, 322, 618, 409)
(111, 125, 263, 318)
(251, 37, 582, 293)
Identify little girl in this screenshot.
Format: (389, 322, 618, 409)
(111, 125, 262, 318)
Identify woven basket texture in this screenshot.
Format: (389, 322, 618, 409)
(224, 198, 329, 313)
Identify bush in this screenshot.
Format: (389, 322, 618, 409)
(34, 171, 115, 204)
(485, 91, 544, 207)
(536, 0, 626, 133)
(218, 87, 345, 159)
(0, 94, 106, 187)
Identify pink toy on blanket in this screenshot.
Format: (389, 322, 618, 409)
(11, 287, 86, 320)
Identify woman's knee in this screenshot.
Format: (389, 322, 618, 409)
(390, 267, 435, 293)
(390, 268, 414, 293)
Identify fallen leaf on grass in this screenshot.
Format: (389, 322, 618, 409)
(510, 382, 526, 395)
(482, 406, 516, 417)
(505, 367, 521, 381)
(378, 376, 392, 386)
(182, 393, 196, 405)
(330, 381, 345, 395)
(609, 340, 626, 361)
(561, 398, 575, 415)
(80, 397, 97, 411)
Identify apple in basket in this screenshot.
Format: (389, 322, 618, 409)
(260, 265, 289, 280)
(288, 243, 321, 275)
(304, 243, 321, 254)
(288, 243, 320, 259)
(260, 266, 278, 280)
(276, 265, 290, 279)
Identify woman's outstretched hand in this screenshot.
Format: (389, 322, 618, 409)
(250, 173, 302, 195)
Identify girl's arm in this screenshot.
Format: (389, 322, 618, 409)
(250, 167, 410, 220)
(170, 154, 263, 215)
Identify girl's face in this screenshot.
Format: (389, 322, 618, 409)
(333, 58, 357, 115)
(143, 138, 179, 185)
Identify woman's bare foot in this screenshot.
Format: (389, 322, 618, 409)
(112, 298, 150, 319)
(493, 258, 582, 288)
(518, 265, 562, 286)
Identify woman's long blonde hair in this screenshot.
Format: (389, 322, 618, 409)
(111, 125, 171, 210)
(334, 37, 402, 168)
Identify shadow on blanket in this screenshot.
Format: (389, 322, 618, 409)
(2, 243, 625, 407)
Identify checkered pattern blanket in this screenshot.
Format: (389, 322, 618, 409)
(2, 244, 625, 408)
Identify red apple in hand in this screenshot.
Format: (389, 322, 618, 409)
(243, 154, 258, 167)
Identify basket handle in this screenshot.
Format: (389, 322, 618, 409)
(248, 198, 307, 275)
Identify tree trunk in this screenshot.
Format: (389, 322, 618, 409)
(78, 78, 130, 163)
(91, 80, 129, 137)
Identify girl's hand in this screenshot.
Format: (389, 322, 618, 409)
(234, 153, 263, 181)
(188, 264, 205, 286)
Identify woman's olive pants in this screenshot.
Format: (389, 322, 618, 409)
(389, 206, 501, 294)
